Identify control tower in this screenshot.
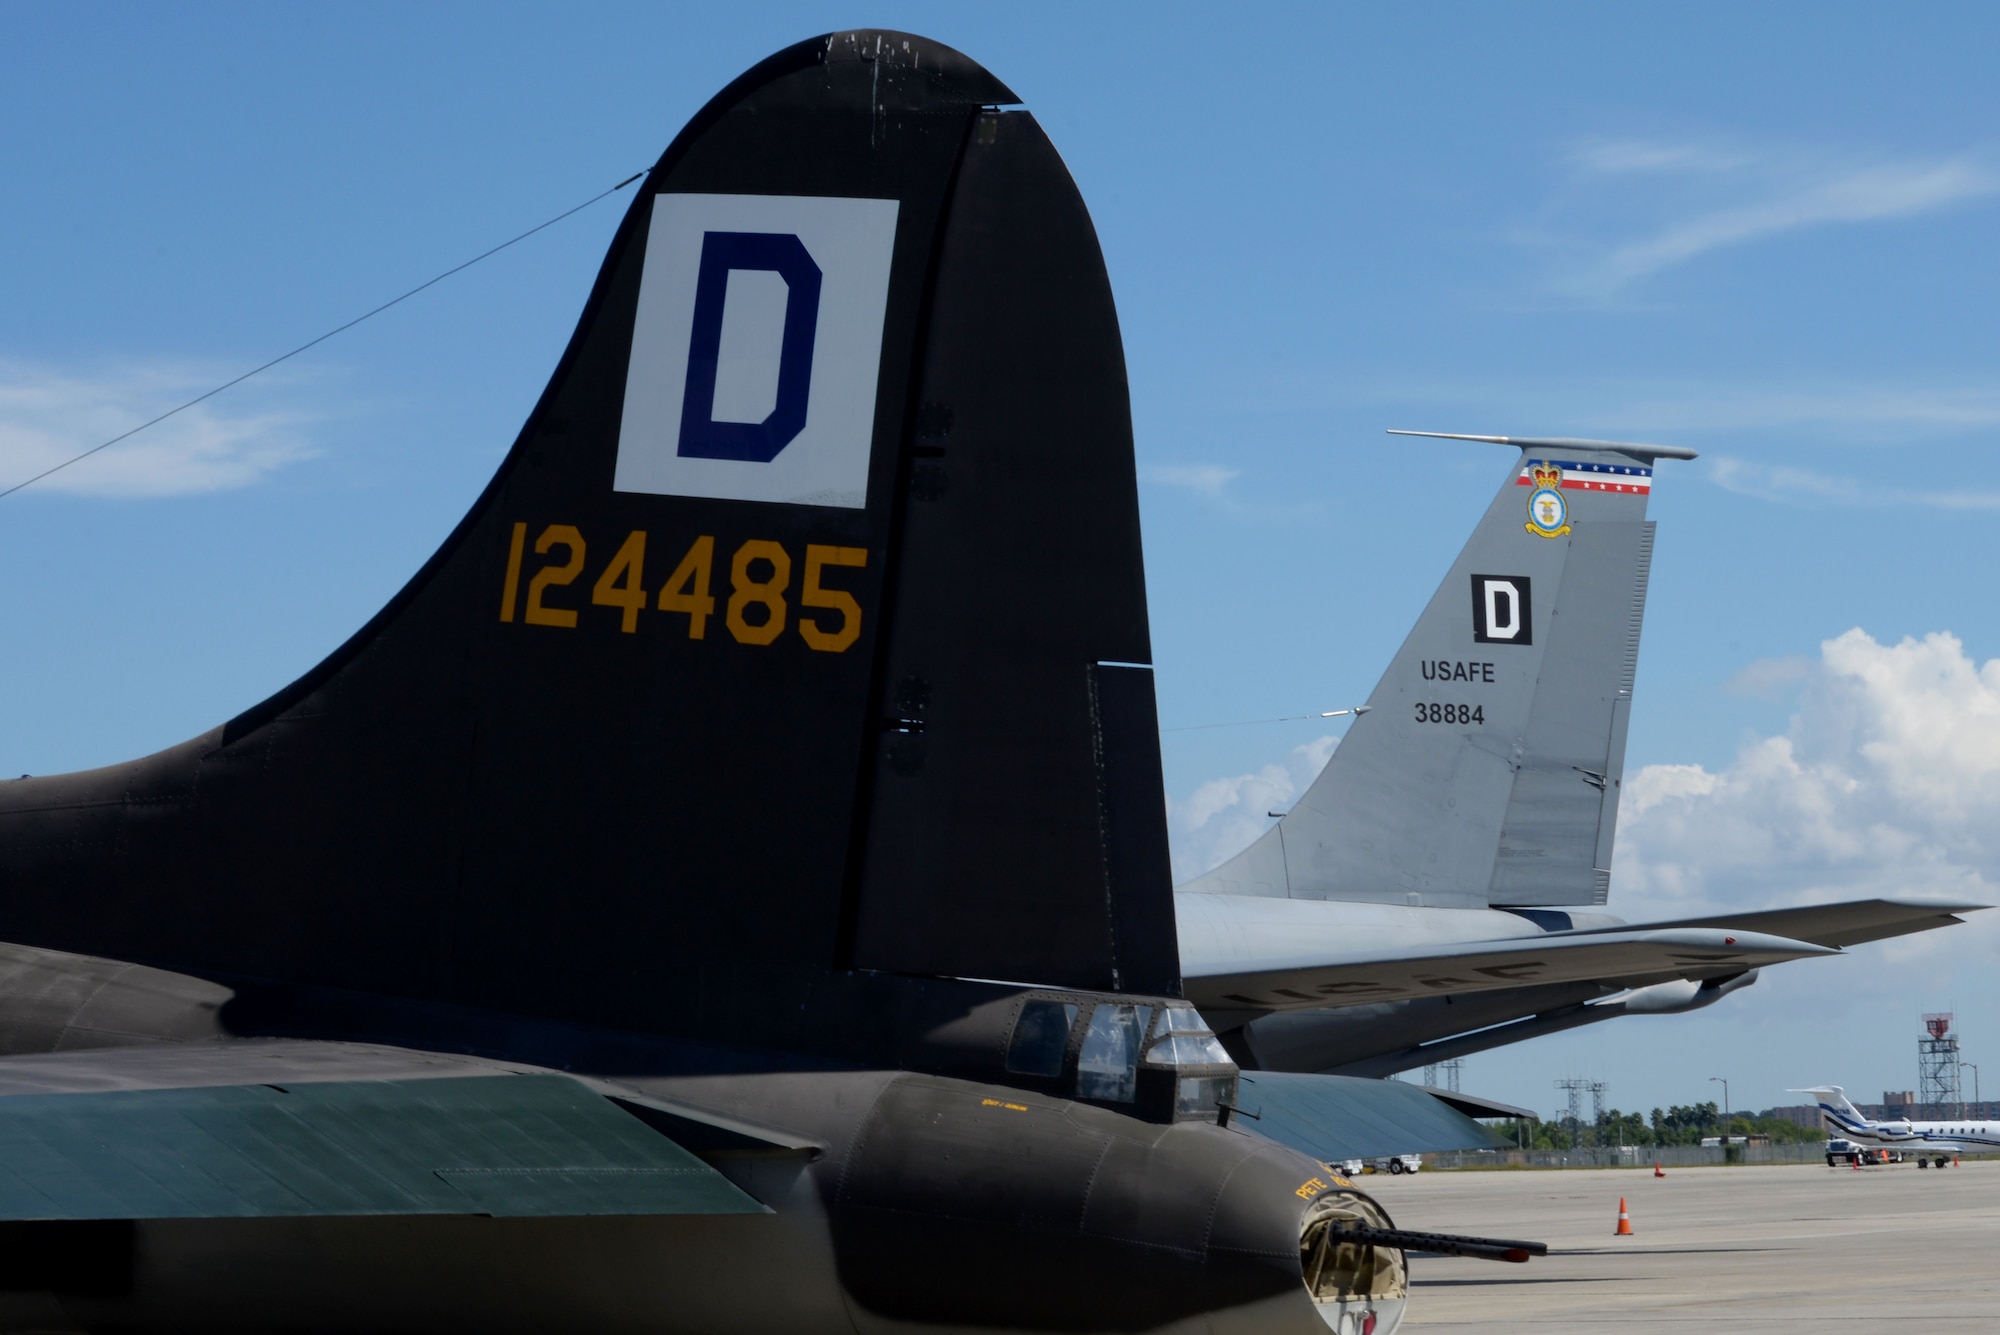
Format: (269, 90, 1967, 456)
(1920, 1013, 1961, 1118)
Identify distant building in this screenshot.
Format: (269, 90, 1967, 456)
(1764, 1105, 1821, 1129)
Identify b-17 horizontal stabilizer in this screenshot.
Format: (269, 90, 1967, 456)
(1234, 1071, 1512, 1162)
(0, 1073, 765, 1220)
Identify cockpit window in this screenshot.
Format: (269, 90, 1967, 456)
(1144, 1006, 1234, 1068)
(1154, 1007, 1209, 1036)
(1149, 1034, 1234, 1066)
(1004, 1000, 1080, 1077)
(1076, 1004, 1151, 1102)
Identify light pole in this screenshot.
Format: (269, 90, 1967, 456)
(1709, 1076, 1730, 1147)
(1963, 1063, 1980, 1119)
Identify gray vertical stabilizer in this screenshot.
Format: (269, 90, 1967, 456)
(1185, 437, 1689, 908)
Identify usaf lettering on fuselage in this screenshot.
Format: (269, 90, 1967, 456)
(1420, 660, 1495, 683)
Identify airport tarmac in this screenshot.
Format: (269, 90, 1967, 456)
(1379, 1159, 2000, 1331)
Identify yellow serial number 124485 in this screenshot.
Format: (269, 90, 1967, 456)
(498, 523, 868, 653)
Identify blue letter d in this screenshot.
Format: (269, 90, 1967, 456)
(676, 231, 822, 463)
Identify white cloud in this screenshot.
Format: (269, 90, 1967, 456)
(1723, 654, 1812, 701)
(1598, 160, 1992, 286)
(1167, 733, 1335, 882)
(1709, 457, 1864, 504)
(1141, 463, 1241, 498)
(1542, 138, 1999, 297)
(0, 362, 316, 498)
(1606, 629, 2000, 1054)
(1618, 384, 2000, 433)
(1615, 629, 2000, 921)
(1568, 139, 1757, 175)
(1710, 455, 2000, 511)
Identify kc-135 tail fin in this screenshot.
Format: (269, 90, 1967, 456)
(1188, 432, 1694, 910)
(0, 32, 1179, 1030)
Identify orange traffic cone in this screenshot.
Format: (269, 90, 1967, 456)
(1614, 1198, 1633, 1236)
(1653, 1160, 1664, 1178)
(1954, 1155, 1960, 1167)
(1852, 1154, 1860, 1171)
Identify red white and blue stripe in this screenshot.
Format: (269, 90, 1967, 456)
(1515, 459, 1653, 494)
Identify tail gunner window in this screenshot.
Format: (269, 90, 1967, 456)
(1065, 1001, 1239, 1121)
(1141, 1005, 1239, 1121)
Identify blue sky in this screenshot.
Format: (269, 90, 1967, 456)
(4, 3, 1997, 1119)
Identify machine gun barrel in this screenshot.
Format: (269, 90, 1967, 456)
(1336, 1224, 1548, 1264)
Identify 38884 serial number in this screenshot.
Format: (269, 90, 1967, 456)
(1413, 702, 1484, 725)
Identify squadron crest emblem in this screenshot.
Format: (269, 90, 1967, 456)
(1523, 461, 1571, 539)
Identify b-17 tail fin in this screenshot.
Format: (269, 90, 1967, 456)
(0, 32, 1179, 1034)
(1188, 433, 1693, 909)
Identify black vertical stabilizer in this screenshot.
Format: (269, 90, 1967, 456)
(844, 110, 1174, 993)
(0, 32, 1178, 1031)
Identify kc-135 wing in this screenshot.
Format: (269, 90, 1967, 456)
(1180, 896, 1832, 1012)
(1624, 898, 1986, 949)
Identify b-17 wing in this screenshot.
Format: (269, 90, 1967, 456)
(1180, 894, 1833, 1013)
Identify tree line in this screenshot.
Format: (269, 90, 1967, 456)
(1494, 1101, 1824, 1150)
